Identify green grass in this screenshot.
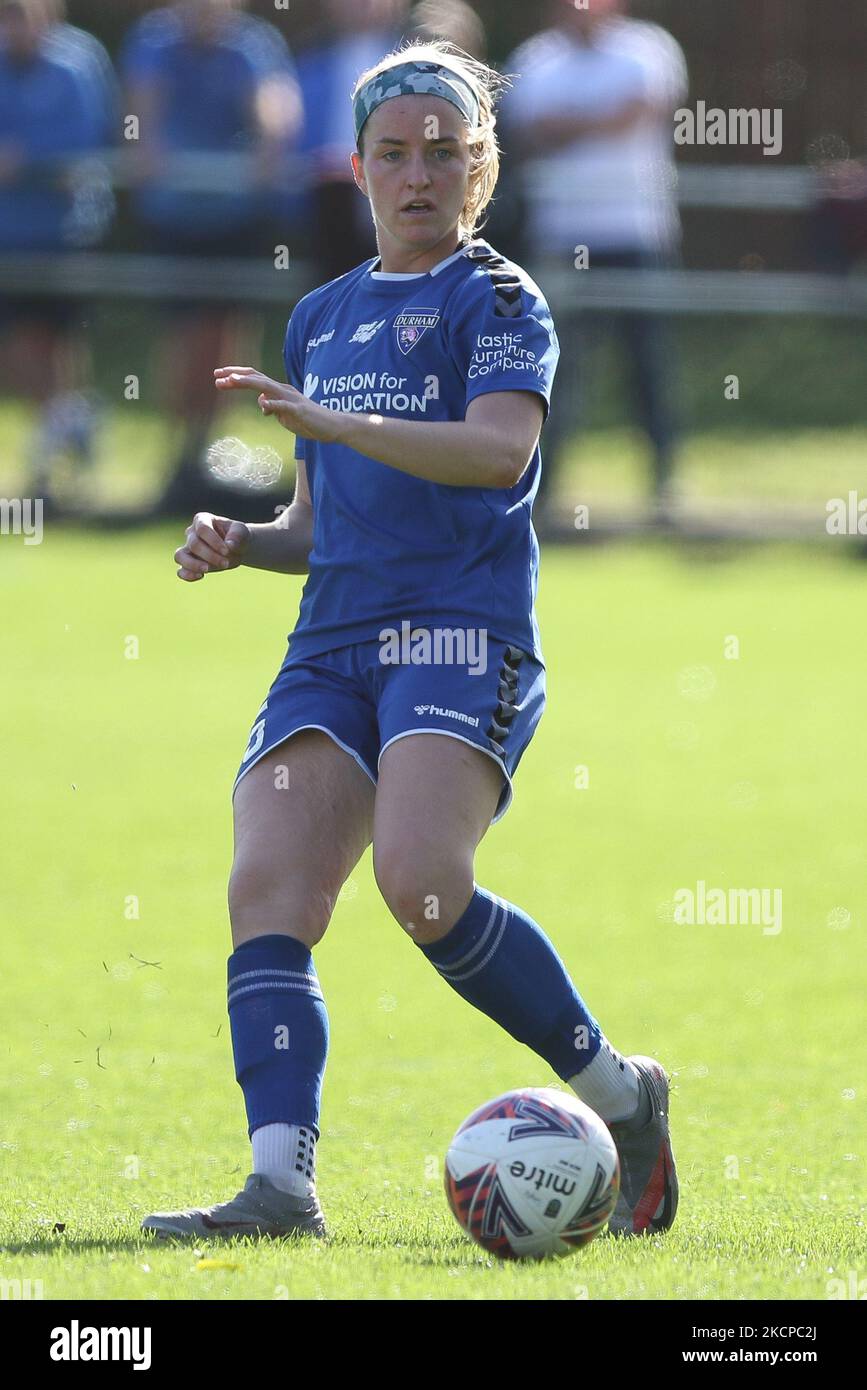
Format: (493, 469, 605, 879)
(1, 529, 865, 1300)
(556, 425, 867, 508)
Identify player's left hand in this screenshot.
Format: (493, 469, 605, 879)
(214, 366, 341, 443)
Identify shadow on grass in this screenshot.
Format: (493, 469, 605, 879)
(1, 1238, 155, 1255)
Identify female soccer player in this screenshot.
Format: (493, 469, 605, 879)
(143, 41, 677, 1241)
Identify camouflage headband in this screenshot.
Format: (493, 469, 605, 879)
(353, 60, 481, 143)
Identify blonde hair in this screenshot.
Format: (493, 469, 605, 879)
(353, 39, 510, 240)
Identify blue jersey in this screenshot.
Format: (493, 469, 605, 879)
(284, 239, 560, 665)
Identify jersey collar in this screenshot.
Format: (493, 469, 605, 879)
(368, 238, 487, 280)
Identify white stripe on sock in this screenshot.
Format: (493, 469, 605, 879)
(230, 967, 318, 986)
(228, 980, 324, 1004)
(437, 894, 502, 975)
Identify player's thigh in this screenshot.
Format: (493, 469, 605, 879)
(373, 733, 503, 934)
(230, 728, 375, 945)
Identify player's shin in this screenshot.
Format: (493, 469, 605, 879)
(227, 934, 328, 1196)
(416, 886, 648, 1125)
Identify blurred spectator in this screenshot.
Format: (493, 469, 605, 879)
(504, 0, 688, 514)
(295, 0, 408, 280)
(43, 0, 118, 254)
(44, 0, 118, 145)
(0, 0, 116, 495)
(121, 0, 300, 252)
(120, 0, 302, 515)
(404, 0, 487, 59)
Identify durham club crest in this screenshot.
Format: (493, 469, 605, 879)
(393, 308, 440, 355)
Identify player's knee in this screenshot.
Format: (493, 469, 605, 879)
(228, 858, 338, 946)
(373, 846, 421, 929)
(373, 846, 467, 942)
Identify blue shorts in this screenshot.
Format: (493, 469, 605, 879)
(233, 635, 546, 823)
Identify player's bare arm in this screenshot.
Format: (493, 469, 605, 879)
(334, 390, 545, 488)
(215, 366, 545, 489)
(174, 460, 313, 581)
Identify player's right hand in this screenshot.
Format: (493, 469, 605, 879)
(175, 513, 251, 582)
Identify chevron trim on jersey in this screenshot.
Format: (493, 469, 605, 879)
(463, 243, 525, 318)
(486, 645, 525, 756)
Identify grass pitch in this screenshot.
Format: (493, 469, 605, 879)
(1, 526, 864, 1300)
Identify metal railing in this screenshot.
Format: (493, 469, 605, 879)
(0, 253, 863, 318)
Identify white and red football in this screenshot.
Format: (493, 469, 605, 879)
(445, 1087, 620, 1260)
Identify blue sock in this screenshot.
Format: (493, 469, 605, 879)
(417, 886, 604, 1080)
(228, 934, 328, 1139)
